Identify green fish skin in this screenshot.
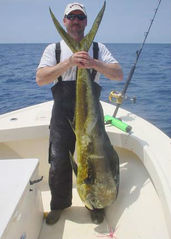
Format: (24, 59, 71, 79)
(49, 1, 119, 210)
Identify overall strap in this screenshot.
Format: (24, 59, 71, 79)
(92, 42, 99, 81)
(55, 41, 99, 82)
(55, 42, 62, 82)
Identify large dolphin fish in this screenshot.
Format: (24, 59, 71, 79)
(49, 1, 119, 210)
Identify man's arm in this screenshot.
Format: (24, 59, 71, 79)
(36, 59, 71, 86)
(93, 60, 123, 81)
(36, 51, 123, 86)
(36, 51, 92, 86)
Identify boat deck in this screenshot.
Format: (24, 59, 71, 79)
(0, 101, 170, 238)
(38, 148, 169, 239)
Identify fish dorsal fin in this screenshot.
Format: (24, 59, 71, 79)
(49, 1, 106, 53)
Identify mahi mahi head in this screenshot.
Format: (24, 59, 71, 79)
(49, 1, 119, 210)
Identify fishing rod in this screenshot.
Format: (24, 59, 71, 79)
(105, 0, 162, 132)
(104, 0, 161, 133)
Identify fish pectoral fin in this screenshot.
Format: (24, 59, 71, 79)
(84, 158, 95, 185)
(69, 152, 78, 176)
(68, 119, 75, 135)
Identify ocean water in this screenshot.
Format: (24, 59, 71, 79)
(0, 43, 171, 137)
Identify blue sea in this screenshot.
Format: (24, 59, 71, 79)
(0, 43, 171, 137)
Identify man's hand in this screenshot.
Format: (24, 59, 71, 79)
(69, 51, 95, 69)
(69, 51, 123, 81)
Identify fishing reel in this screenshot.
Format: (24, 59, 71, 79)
(109, 90, 136, 104)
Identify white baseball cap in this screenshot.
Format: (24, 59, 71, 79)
(64, 2, 87, 16)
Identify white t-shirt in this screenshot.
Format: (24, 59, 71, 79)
(38, 40, 118, 82)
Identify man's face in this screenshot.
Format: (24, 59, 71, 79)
(63, 10, 87, 39)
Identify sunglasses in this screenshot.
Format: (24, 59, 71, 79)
(65, 14, 87, 21)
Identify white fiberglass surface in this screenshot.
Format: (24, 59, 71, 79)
(39, 148, 169, 239)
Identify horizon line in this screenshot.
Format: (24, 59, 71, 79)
(0, 42, 170, 44)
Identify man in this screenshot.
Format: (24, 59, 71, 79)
(36, 2, 123, 225)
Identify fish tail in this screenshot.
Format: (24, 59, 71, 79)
(49, 1, 106, 52)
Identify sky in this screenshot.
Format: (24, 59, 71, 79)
(0, 0, 170, 44)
